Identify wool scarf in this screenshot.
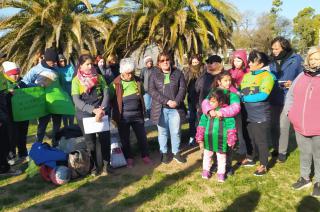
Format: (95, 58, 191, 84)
(77, 68, 98, 93)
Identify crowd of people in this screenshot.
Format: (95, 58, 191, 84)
(0, 36, 319, 197)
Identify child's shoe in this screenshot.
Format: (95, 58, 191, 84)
(217, 174, 225, 183)
(202, 170, 212, 179)
(127, 158, 134, 168)
(142, 156, 152, 165)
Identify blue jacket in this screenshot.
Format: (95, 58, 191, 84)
(22, 61, 58, 87)
(29, 142, 67, 168)
(269, 53, 303, 105)
(57, 64, 75, 95)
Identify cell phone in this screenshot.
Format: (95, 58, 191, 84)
(278, 80, 286, 87)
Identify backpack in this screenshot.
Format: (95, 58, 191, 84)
(68, 150, 91, 179)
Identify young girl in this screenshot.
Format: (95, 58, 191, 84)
(196, 88, 239, 182)
(201, 71, 241, 176)
(71, 54, 112, 176)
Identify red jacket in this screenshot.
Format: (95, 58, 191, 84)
(287, 72, 320, 136)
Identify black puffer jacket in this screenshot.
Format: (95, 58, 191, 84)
(149, 67, 187, 125)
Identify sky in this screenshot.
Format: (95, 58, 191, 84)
(1, 0, 320, 20)
(228, 0, 320, 20)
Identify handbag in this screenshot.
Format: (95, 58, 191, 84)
(110, 135, 127, 168)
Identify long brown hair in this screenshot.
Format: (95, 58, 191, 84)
(212, 71, 232, 89)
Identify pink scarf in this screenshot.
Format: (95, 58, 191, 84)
(77, 68, 98, 93)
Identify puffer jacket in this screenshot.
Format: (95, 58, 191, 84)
(286, 72, 320, 136)
(149, 67, 187, 125)
(269, 53, 303, 106)
(229, 49, 249, 87)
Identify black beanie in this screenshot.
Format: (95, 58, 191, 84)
(44, 48, 58, 62)
(205, 55, 222, 64)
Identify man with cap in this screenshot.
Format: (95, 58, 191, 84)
(57, 54, 75, 127)
(195, 55, 224, 117)
(22, 47, 62, 146)
(109, 58, 151, 168)
(140, 55, 157, 119)
(2, 61, 29, 165)
(0, 55, 22, 176)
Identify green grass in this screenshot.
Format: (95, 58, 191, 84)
(0, 122, 320, 211)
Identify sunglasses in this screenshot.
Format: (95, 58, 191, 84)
(159, 58, 170, 63)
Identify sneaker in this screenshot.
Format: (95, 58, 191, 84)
(101, 163, 114, 176)
(91, 168, 100, 177)
(202, 170, 212, 179)
(271, 150, 279, 157)
(217, 173, 225, 182)
(226, 167, 234, 177)
(127, 158, 134, 168)
(312, 182, 320, 197)
(0, 167, 22, 176)
(277, 153, 287, 163)
(188, 137, 195, 146)
(292, 177, 312, 190)
(7, 158, 16, 166)
(254, 165, 267, 176)
(210, 164, 217, 174)
(242, 158, 255, 167)
(161, 153, 170, 164)
(173, 153, 187, 164)
(142, 156, 152, 165)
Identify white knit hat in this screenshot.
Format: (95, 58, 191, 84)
(144, 56, 153, 64)
(2, 61, 20, 75)
(120, 58, 135, 73)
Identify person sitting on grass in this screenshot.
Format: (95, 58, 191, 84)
(196, 89, 238, 182)
(284, 46, 320, 197)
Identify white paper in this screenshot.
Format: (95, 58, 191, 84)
(83, 115, 110, 134)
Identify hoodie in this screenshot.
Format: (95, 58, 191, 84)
(229, 50, 250, 87)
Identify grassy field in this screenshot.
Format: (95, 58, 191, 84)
(0, 122, 320, 212)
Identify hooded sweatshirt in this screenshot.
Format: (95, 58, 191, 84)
(229, 50, 250, 87)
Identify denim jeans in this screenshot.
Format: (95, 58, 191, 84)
(143, 93, 152, 112)
(296, 132, 320, 182)
(157, 108, 181, 154)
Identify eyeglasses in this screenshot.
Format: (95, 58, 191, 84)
(159, 58, 170, 63)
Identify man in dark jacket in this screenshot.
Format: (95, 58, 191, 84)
(195, 55, 224, 118)
(269, 36, 303, 162)
(149, 52, 187, 164)
(140, 56, 157, 119)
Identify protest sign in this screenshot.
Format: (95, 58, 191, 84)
(12, 87, 47, 121)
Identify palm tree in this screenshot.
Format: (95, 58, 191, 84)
(0, 0, 112, 72)
(104, 0, 238, 62)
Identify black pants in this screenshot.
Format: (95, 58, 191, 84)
(37, 114, 62, 146)
(0, 124, 10, 173)
(8, 120, 29, 157)
(247, 121, 270, 166)
(188, 103, 197, 138)
(118, 118, 149, 159)
(77, 117, 111, 169)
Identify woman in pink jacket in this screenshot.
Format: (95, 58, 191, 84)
(284, 46, 320, 197)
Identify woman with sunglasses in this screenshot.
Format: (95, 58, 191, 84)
(149, 52, 187, 164)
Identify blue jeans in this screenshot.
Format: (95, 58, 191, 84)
(143, 93, 152, 112)
(157, 108, 181, 154)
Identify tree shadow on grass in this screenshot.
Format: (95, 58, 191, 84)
(296, 196, 320, 212)
(0, 174, 58, 211)
(222, 190, 261, 212)
(106, 160, 201, 211)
